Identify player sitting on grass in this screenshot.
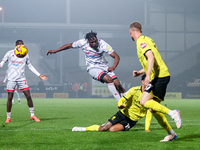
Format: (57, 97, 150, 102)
(72, 74, 179, 142)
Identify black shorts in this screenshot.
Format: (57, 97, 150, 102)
(145, 76, 170, 101)
(108, 110, 137, 131)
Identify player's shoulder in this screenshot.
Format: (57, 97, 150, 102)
(137, 35, 154, 50)
(5, 49, 14, 55)
(138, 35, 152, 42)
(128, 86, 142, 93)
(99, 39, 109, 46)
(77, 38, 87, 44)
(8, 49, 14, 53)
(99, 39, 113, 51)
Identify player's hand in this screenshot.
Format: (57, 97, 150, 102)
(2, 82, 4, 85)
(118, 105, 126, 109)
(133, 70, 140, 77)
(144, 76, 150, 86)
(108, 67, 115, 72)
(46, 49, 56, 55)
(39, 75, 48, 81)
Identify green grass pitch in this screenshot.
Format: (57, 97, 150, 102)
(0, 98, 200, 150)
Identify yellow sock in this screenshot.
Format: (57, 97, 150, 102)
(144, 100, 169, 114)
(85, 125, 100, 131)
(145, 110, 152, 131)
(153, 112, 172, 132)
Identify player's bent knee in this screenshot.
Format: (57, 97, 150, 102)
(140, 100, 145, 106)
(109, 127, 116, 132)
(103, 75, 113, 83)
(109, 125, 124, 132)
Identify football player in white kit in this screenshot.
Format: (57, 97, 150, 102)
(0, 40, 48, 123)
(47, 31, 126, 101)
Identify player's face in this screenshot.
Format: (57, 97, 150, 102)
(16, 41, 24, 46)
(130, 28, 135, 41)
(88, 37, 98, 50)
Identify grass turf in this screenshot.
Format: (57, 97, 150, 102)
(0, 98, 200, 150)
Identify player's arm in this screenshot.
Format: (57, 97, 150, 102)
(27, 63, 48, 81)
(46, 43, 73, 55)
(108, 51, 120, 72)
(118, 88, 134, 109)
(2, 75, 7, 84)
(39, 75, 48, 81)
(0, 52, 9, 68)
(118, 97, 126, 109)
(145, 50, 154, 85)
(133, 69, 145, 77)
(0, 61, 5, 68)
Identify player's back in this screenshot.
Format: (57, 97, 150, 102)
(136, 35, 170, 79)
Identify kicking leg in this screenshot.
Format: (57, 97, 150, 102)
(112, 78, 126, 97)
(140, 92, 182, 129)
(103, 75, 121, 102)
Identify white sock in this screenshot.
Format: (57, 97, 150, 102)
(72, 127, 86, 131)
(168, 110, 175, 119)
(80, 127, 86, 131)
(168, 129, 176, 135)
(29, 107, 35, 117)
(108, 83, 121, 102)
(7, 112, 11, 118)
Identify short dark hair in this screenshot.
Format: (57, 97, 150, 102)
(15, 40, 23, 45)
(141, 74, 146, 81)
(85, 31, 97, 40)
(130, 22, 142, 31)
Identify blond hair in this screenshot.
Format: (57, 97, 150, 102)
(130, 22, 142, 31)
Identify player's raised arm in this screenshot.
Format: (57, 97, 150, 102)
(46, 43, 73, 55)
(108, 51, 120, 72)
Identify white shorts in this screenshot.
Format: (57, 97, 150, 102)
(88, 67, 117, 82)
(6, 80, 29, 92)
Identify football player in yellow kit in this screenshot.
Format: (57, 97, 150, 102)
(130, 22, 182, 129)
(72, 74, 177, 142)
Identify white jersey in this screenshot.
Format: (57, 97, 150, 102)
(0, 50, 41, 81)
(72, 39, 114, 71)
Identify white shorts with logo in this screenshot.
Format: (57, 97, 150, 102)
(6, 80, 29, 93)
(88, 67, 117, 82)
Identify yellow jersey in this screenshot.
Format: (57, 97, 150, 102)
(136, 35, 170, 80)
(118, 86, 147, 121)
